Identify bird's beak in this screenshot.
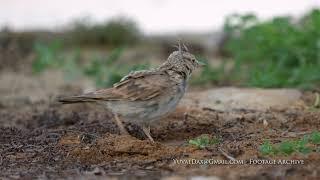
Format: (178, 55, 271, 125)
(197, 60, 206, 67)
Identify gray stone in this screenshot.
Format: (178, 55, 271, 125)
(181, 87, 302, 111)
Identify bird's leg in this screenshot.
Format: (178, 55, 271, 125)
(183, 112, 189, 121)
(183, 107, 190, 121)
(142, 125, 155, 143)
(114, 114, 129, 135)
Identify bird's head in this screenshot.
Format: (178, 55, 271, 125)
(165, 43, 205, 78)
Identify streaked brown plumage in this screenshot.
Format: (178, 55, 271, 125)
(59, 43, 204, 142)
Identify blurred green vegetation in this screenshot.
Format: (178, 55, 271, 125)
(84, 47, 149, 87)
(4, 9, 320, 89)
(191, 57, 227, 86)
(32, 41, 149, 87)
(222, 9, 320, 89)
(0, 28, 39, 55)
(68, 17, 141, 47)
(32, 40, 63, 73)
(0, 17, 140, 53)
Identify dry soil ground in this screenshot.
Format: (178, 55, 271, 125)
(0, 70, 320, 180)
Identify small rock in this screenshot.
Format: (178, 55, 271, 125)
(85, 167, 105, 176)
(181, 87, 302, 111)
(162, 176, 187, 180)
(190, 176, 221, 180)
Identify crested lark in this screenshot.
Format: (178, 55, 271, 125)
(58, 43, 204, 143)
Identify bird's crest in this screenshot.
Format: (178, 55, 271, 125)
(173, 40, 189, 59)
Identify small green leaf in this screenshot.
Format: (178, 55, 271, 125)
(310, 131, 320, 144)
(279, 141, 296, 155)
(260, 141, 276, 155)
(188, 135, 219, 149)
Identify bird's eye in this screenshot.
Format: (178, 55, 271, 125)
(192, 59, 195, 62)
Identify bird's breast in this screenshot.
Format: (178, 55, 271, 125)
(103, 80, 187, 125)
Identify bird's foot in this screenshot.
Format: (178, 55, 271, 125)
(142, 125, 155, 143)
(114, 114, 129, 135)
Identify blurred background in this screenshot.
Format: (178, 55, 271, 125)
(1, 0, 320, 101)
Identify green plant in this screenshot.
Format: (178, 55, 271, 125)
(278, 141, 298, 155)
(223, 9, 320, 89)
(191, 57, 226, 85)
(32, 40, 63, 73)
(84, 47, 149, 87)
(310, 131, 320, 144)
(31, 42, 150, 87)
(259, 131, 320, 156)
(295, 136, 312, 154)
(84, 48, 123, 86)
(188, 135, 220, 149)
(61, 49, 82, 81)
(260, 140, 277, 155)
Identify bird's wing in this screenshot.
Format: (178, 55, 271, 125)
(66, 70, 171, 102)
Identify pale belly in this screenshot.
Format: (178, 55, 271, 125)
(102, 83, 186, 125)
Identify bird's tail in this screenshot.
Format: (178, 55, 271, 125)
(58, 95, 97, 104)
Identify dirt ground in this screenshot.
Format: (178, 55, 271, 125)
(0, 71, 320, 179)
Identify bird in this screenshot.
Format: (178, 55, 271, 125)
(58, 42, 204, 143)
